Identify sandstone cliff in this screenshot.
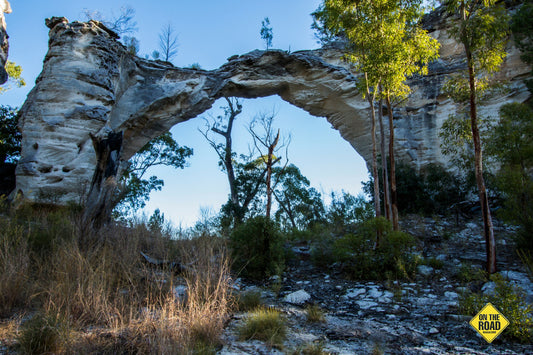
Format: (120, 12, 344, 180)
(14, 8, 531, 204)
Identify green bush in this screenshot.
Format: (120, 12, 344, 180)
(18, 312, 67, 354)
(310, 233, 336, 269)
(363, 162, 468, 216)
(459, 275, 533, 343)
(230, 216, 284, 280)
(237, 289, 263, 312)
(238, 307, 287, 348)
(332, 217, 417, 280)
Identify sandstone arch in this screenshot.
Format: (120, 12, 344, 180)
(15, 16, 531, 209)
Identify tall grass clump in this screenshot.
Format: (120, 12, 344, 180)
(18, 311, 67, 355)
(238, 307, 287, 349)
(0, 218, 31, 316)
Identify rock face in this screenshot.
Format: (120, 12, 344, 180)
(0, 0, 11, 84)
(15, 9, 531, 205)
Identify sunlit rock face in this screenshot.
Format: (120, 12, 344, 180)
(15, 9, 531, 204)
(0, 0, 11, 84)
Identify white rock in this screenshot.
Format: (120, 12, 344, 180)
(172, 285, 188, 299)
(356, 300, 378, 310)
(368, 288, 383, 298)
(482, 281, 496, 296)
(444, 291, 459, 300)
(283, 290, 311, 305)
(345, 288, 366, 299)
(418, 265, 434, 277)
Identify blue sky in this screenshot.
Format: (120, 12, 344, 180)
(2, 0, 369, 227)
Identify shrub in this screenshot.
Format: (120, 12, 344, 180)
(363, 162, 468, 216)
(459, 275, 533, 343)
(456, 262, 487, 283)
(237, 289, 263, 312)
(18, 312, 66, 355)
(332, 217, 417, 280)
(326, 191, 373, 234)
(230, 216, 285, 280)
(238, 307, 287, 348)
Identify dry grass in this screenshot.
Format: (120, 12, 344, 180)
(0, 204, 233, 354)
(0, 218, 31, 317)
(305, 304, 325, 323)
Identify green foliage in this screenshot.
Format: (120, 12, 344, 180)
(459, 275, 533, 343)
(326, 191, 374, 233)
(512, 0, 533, 90)
(229, 216, 285, 280)
(0, 106, 21, 164)
(273, 164, 325, 231)
(423, 256, 444, 270)
(332, 217, 416, 280)
(313, 0, 439, 101)
(260, 17, 273, 50)
(114, 131, 192, 219)
(439, 114, 478, 171)
(238, 307, 287, 348)
(310, 234, 336, 269)
(18, 312, 66, 355)
(512, 1, 533, 65)
(446, 1, 509, 76)
(0, 61, 26, 94)
(123, 36, 140, 55)
(485, 103, 533, 251)
(364, 162, 468, 216)
(456, 262, 487, 283)
(237, 289, 263, 312)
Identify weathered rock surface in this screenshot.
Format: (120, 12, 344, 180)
(221, 216, 532, 354)
(0, 0, 11, 84)
(15, 7, 532, 204)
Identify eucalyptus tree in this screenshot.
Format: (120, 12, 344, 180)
(443, 0, 509, 273)
(313, 0, 383, 222)
(260, 17, 273, 50)
(0, 61, 25, 93)
(378, 9, 440, 230)
(313, 0, 439, 231)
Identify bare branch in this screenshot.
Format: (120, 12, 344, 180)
(159, 23, 179, 62)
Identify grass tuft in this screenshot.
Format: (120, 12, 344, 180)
(305, 303, 326, 323)
(238, 307, 287, 348)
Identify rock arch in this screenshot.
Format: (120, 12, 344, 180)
(15, 16, 531, 207)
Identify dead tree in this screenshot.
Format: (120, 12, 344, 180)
(83, 130, 124, 230)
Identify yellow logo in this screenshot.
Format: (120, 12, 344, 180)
(469, 303, 509, 343)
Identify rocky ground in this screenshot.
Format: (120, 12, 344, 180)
(220, 216, 533, 354)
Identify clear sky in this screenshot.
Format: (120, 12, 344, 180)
(2, 0, 369, 227)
